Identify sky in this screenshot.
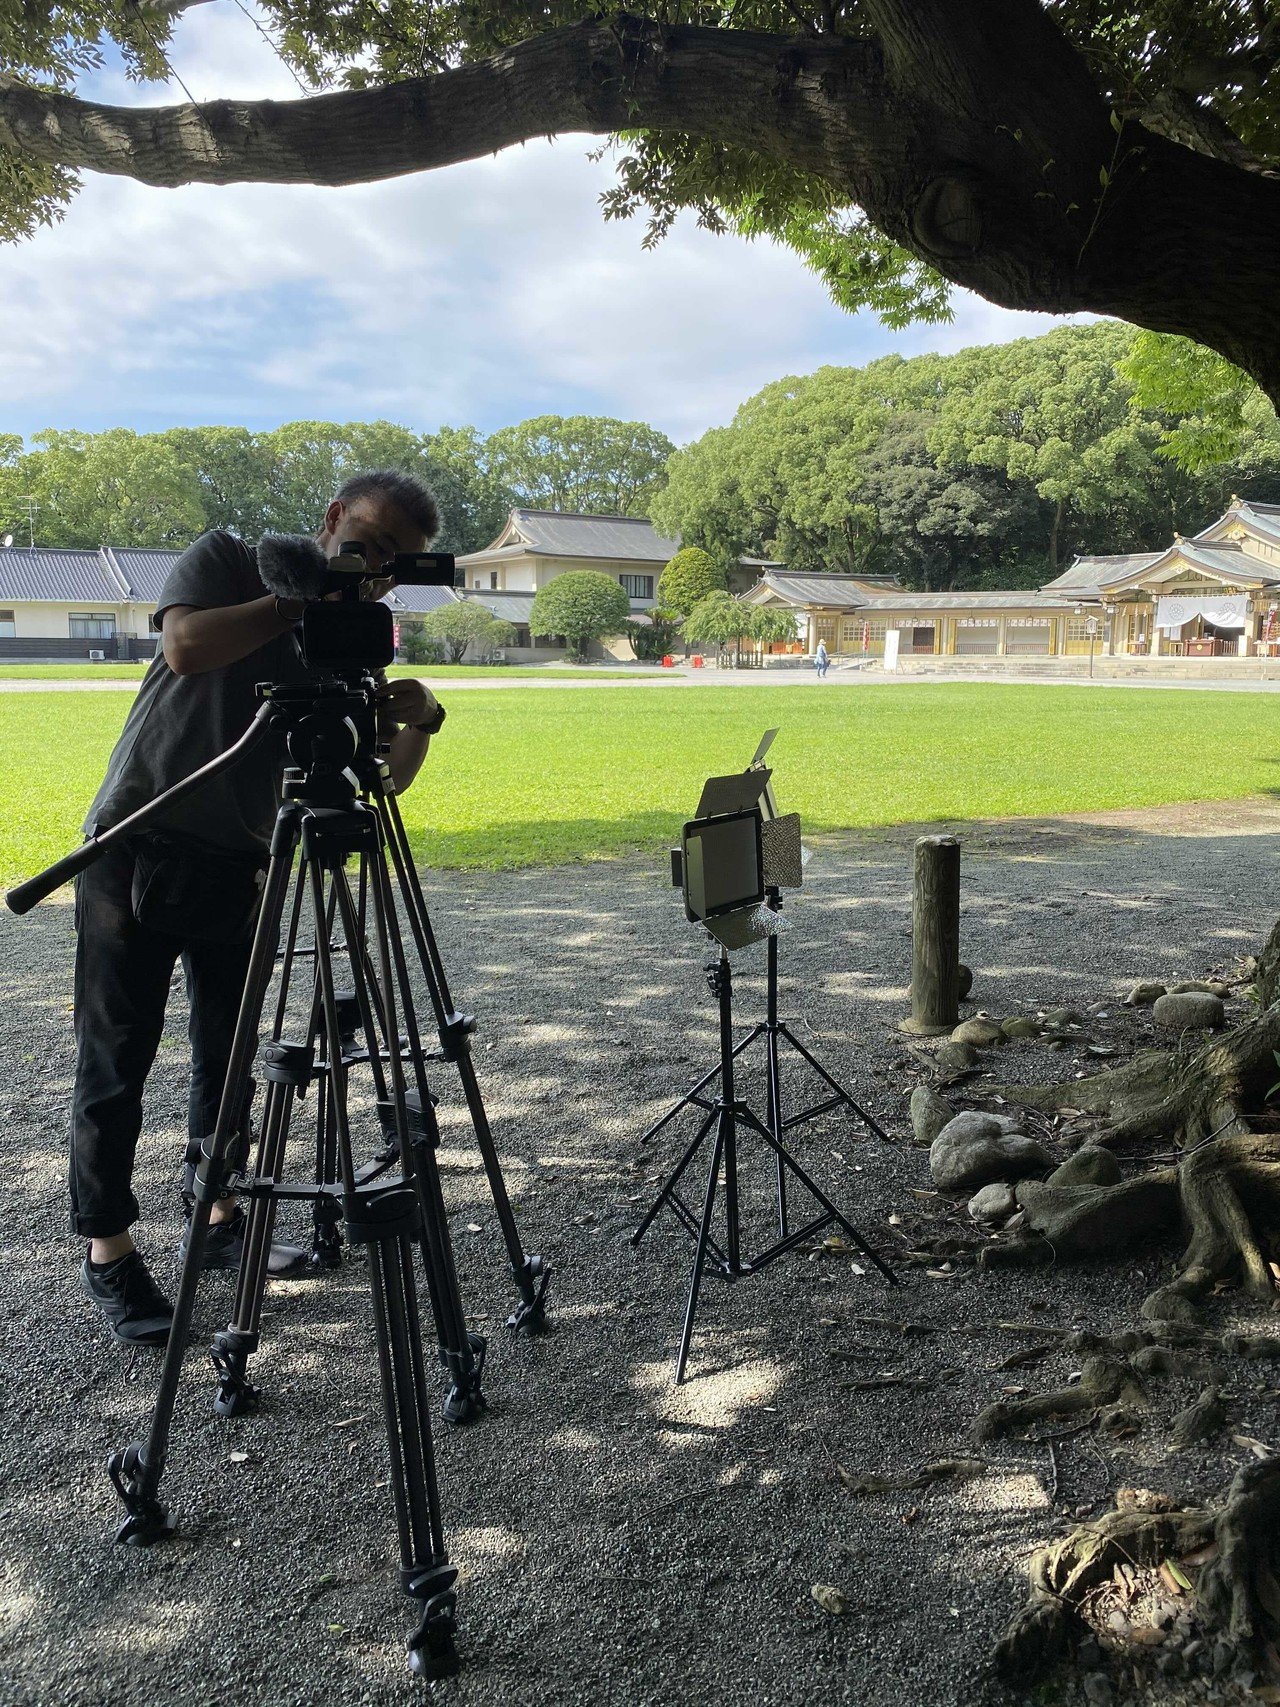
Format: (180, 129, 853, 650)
(0, 4, 1081, 449)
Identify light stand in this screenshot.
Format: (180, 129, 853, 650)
(633, 885, 897, 1384)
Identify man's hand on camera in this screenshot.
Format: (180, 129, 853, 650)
(379, 678, 439, 731)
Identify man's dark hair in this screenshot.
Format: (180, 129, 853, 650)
(334, 469, 441, 544)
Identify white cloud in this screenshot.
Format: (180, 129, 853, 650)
(0, 4, 1099, 445)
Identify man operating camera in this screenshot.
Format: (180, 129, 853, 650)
(73, 469, 445, 1346)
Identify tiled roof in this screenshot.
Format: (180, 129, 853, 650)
(1042, 553, 1162, 596)
(1196, 503, 1280, 547)
(104, 547, 183, 601)
(866, 591, 1063, 612)
(458, 589, 539, 626)
(749, 572, 872, 609)
(473, 509, 682, 564)
(1156, 540, 1280, 584)
(0, 547, 116, 603)
(387, 584, 458, 615)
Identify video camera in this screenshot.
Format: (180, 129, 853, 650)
(257, 533, 461, 674)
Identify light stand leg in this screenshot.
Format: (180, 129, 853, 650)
(674, 1121, 727, 1386)
(765, 932, 788, 1236)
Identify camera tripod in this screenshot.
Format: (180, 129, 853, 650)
(258, 734, 550, 1348)
(9, 669, 548, 1675)
(633, 888, 897, 1384)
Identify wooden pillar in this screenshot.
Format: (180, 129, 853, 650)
(900, 835, 961, 1035)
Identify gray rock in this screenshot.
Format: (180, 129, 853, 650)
(930, 1112, 1051, 1194)
(909, 1086, 955, 1148)
(957, 963, 973, 1000)
(968, 1181, 1017, 1223)
(1042, 1007, 1086, 1029)
(1046, 1147, 1121, 1189)
(1123, 981, 1166, 1006)
(1153, 991, 1225, 1032)
(950, 1017, 1004, 1048)
(1000, 1015, 1042, 1040)
(1082, 1672, 1113, 1706)
(936, 1041, 979, 1072)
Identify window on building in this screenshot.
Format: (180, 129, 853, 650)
(815, 617, 836, 642)
(620, 574, 654, 600)
(489, 571, 499, 590)
(69, 613, 116, 639)
(0, 610, 14, 639)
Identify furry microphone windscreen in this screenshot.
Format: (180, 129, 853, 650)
(257, 534, 329, 602)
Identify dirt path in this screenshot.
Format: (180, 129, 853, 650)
(2, 802, 1275, 1706)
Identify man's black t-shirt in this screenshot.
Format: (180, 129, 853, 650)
(83, 531, 310, 854)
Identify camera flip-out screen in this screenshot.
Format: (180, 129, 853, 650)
(681, 809, 764, 924)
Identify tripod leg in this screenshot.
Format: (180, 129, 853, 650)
(376, 789, 548, 1333)
(352, 1188, 460, 1678)
(674, 1119, 726, 1386)
(637, 1025, 758, 1148)
(332, 856, 485, 1425)
(738, 1107, 898, 1286)
(210, 1075, 297, 1416)
(108, 825, 299, 1544)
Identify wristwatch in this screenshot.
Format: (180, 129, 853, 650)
(408, 703, 447, 737)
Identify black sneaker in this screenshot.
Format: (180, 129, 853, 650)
(81, 1250, 174, 1347)
(177, 1206, 309, 1277)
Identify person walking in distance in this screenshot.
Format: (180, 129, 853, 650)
(814, 638, 830, 678)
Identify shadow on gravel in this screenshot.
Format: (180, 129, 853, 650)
(2, 807, 1278, 1707)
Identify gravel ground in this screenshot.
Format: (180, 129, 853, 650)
(2, 799, 1278, 1707)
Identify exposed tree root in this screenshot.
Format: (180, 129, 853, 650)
(996, 1461, 1280, 1678)
(968, 993, 1280, 1683)
(1169, 1386, 1227, 1450)
(973, 1356, 1148, 1443)
(994, 1489, 1211, 1678)
(990, 1007, 1280, 1150)
(978, 1134, 1280, 1324)
(1198, 1458, 1280, 1653)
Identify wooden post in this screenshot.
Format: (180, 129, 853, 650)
(900, 835, 960, 1035)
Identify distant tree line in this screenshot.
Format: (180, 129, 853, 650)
(651, 323, 1280, 589)
(0, 415, 674, 557)
(5, 325, 1278, 592)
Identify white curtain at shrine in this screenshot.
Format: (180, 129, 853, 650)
(1154, 593, 1248, 634)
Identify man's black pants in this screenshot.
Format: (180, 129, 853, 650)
(70, 838, 260, 1239)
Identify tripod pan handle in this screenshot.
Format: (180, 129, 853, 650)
(6, 838, 102, 914)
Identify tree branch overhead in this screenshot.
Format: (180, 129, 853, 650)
(2, 2, 1279, 398)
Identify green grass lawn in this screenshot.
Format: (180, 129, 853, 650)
(3, 681, 1278, 885)
(0, 662, 646, 681)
